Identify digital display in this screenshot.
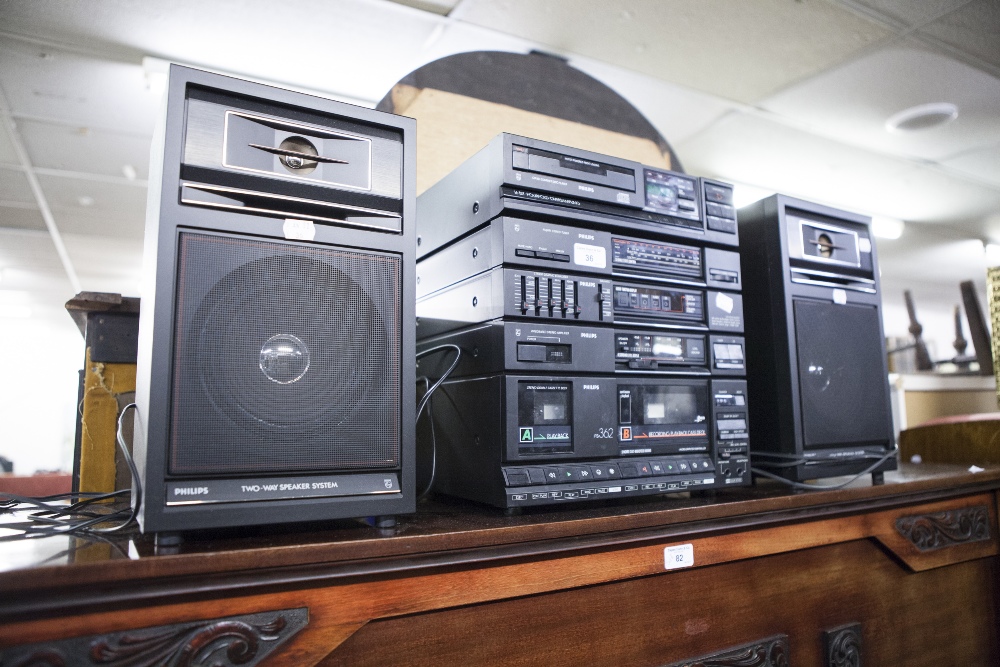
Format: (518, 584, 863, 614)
(652, 336, 684, 358)
(646, 182, 678, 210)
(643, 169, 699, 222)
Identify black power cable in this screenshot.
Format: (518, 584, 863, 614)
(751, 446, 899, 492)
(0, 404, 141, 540)
(414, 344, 461, 500)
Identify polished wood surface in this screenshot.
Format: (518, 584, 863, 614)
(1, 463, 999, 665)
(900, 413, 1000, 466)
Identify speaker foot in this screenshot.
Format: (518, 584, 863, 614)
(871, 471, 885, 486)
(154, 532, 183, 554)
(375, 515, 397, 529)
(504, 507, 523, 517)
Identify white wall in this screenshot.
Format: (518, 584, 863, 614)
(0, 316, 82, 475)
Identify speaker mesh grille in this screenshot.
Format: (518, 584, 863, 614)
(169, 231, 401, 475)
(793, 299, 890, 448)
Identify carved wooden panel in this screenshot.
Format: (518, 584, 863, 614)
(0, 607, 307, 667)
(662, 634, 789, 667)
(895, 505, 990, 551)
(824, 623, 862, 667)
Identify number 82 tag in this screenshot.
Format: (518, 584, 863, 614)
(664, 544, 694, 570)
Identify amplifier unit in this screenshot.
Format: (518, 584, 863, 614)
(422, 374, 750, 508)
(134, 66, 416, 538)
(416, 320, 746, 378)
(416, 133, 738, 259)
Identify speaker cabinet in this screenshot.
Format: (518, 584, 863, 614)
(134, 66, 415, 535)
(738, 195, 896, 481)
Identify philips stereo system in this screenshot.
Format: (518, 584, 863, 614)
(132, 69, 898, 531)
(415, 134, 751, 509)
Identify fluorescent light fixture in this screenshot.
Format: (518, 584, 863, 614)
(731, 183, 775, 209)
(871, 216, 904, 240)
(984, 242, 1000, 266)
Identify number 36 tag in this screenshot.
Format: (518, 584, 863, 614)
(664, 544, 695, 570)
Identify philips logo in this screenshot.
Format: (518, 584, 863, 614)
(174, 487, 209, 496)
(578, 233, 595, 240)
(580, 333, 597, 339)
(582, 384, 601, 390)
(578, 185, 595, 193)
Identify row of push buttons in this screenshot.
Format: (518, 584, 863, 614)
(704, 183, 736, 234)
(503, 457, 715, 487)
(614, 290, 674, 312)
(515, 248, 571, 262)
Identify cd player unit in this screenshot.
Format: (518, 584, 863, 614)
(416, 133, 738, 259)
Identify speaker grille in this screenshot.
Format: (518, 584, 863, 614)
(793, 299, 890, 449)
(169, 231, 401, 476)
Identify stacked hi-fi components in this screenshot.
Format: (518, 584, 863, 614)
(415, 134, 751, 509)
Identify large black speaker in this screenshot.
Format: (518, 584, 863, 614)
(738, 195, 896, 482)
(134, 66, 415, 536)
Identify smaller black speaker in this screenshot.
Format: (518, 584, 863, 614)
(133, 66, 415, 538)
(739, 195, 896, 482)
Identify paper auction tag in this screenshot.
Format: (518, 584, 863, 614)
(664, 543, 694, 570)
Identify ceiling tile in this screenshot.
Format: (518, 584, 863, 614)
(569, 58, 738, 149)
(842, 0, 974, 28)
(0, 0, 446, 104)
(0, 122, 19, 166)
(0, 228, 65, 272)
(451, 0, 894, 104)
(0, 38, 162, 136)
(18, 119, 151, 180)
(678, 111, 1000, 224)
(941, 144, 1000, 188)
(0, 205, 46, 232)
(36, 173, 146, 238)
(877, 222, 985, 282)
(760, 42, 1000, 163)
(918, 0, 1000, 71)
(0, 167, 35, 204)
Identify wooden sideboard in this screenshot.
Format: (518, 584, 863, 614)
(1, 463, 998, 666)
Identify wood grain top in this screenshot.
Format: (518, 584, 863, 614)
(2, 463, 998, 620)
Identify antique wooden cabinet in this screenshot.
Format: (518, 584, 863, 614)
(1, 464, 998, 666)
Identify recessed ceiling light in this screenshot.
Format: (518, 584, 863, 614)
(871, 216, 904, 240)
(78, 195, 94, 207)
(122, 164, 137, 181)
(885, 103, 958, 132)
